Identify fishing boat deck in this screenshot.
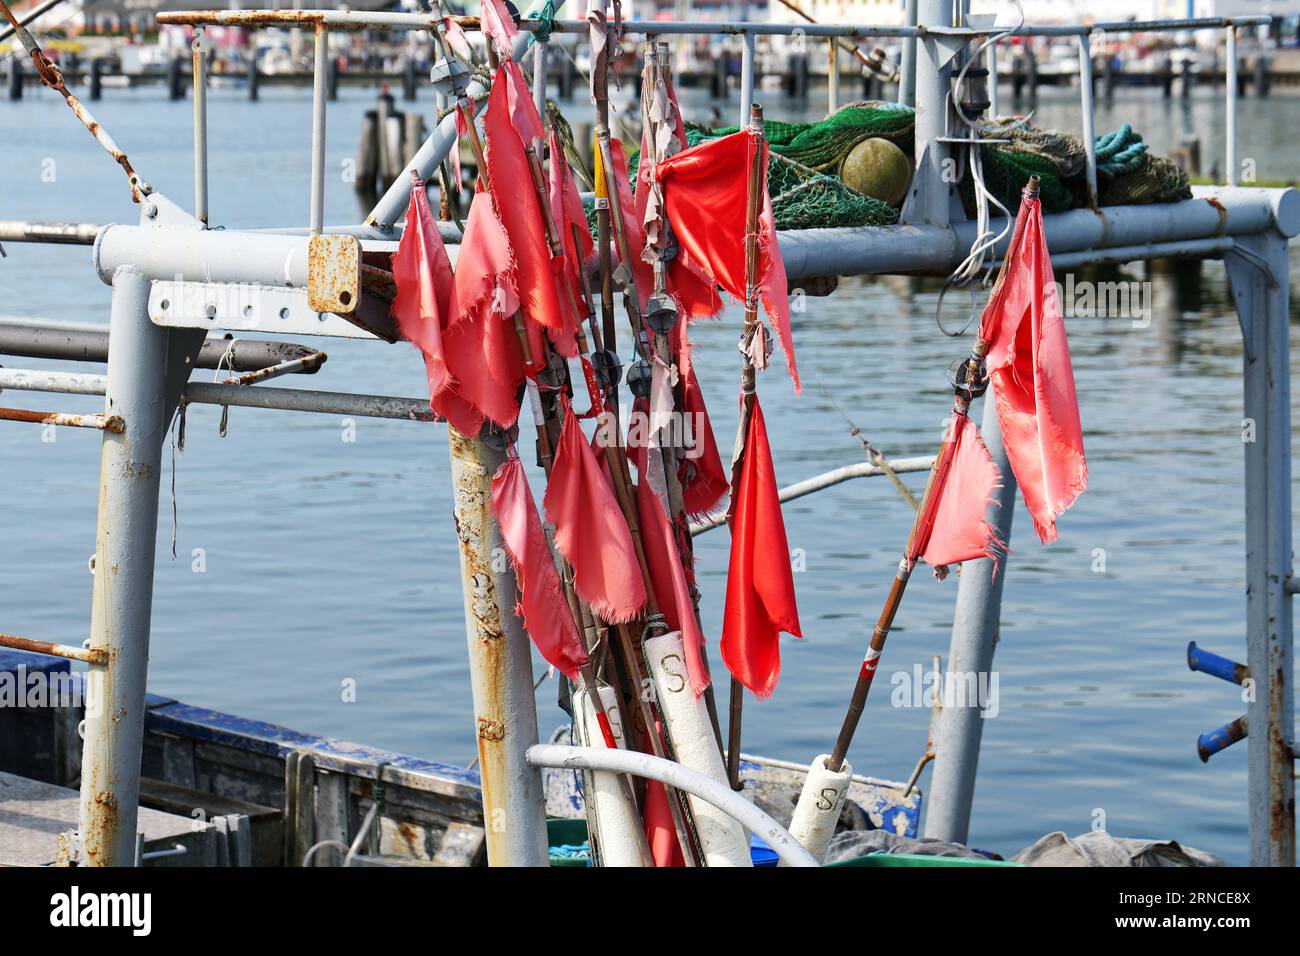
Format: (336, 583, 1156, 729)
(0, 771, 207, 867)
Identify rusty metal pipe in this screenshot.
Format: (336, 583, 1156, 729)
(0, 632, 107, 666)
(447, 428, 549, 866)
(77, 266, 170, 866)
(0, 406, 122, 431)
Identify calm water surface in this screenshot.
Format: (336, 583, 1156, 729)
(1, 83, 1298, 862)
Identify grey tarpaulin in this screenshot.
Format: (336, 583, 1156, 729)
(1012, 831, 1224, 867)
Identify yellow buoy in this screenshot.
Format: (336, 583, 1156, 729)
(838, 137, 912, 209)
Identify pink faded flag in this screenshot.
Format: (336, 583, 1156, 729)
(479, 0, 517, 59)
(390, 177, 482, 434)
(543, 402, 647, 623)
(909, 415, 1007, 569)
(979, 187, 1087, 543)
(491, 456, 589, 680)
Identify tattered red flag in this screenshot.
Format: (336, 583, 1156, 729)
(679, 363, 728, 518)
(655, 131, 800, 390)
(483, 64, 577, 357)
(549, 127, 594, 335)
(634, 121, 723, 320)
(479, 0, 516, 59)
(641, 724, 685, 868)
(636, 468, 710, 697)
(720, 397, 801, 699)
(543, 401, 647, 624)
(390, 177, 483, 433)
(910, 415, 1007, 569)
(979, 189, 1087, 543)
(491, 456, 589, 680)
(440, 187, 535, 432)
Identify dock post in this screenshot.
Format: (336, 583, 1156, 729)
(923, 397, 1018, 844)
(75, 266, 189, 866)
(7, 54, 22, 100)
(89, 57, 102, 100)
(448, 429, 549, 867)
(247, 53, 259, 101)
(1227, 230, 1296, 867)
(167, 55, 183, 101)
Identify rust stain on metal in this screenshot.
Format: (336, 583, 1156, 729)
(0, 0, 145, 203)
(477, 717, 505, 741)
(307, 234, 361, 315)
(1206, 196, 1229, 233)
(0, 631, 108, 665)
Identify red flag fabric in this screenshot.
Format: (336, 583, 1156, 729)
(679, 363, 728, 518)
(479, 0, 516, 58)
(549, 128, 594, 335)
(634, 113, 723, 320)
(641, 724, 685, 867)
(491, 456, 589, 680)
(979, 191, 1087, 543)
(910, 414, 1006, 569)
(543, 402, 647, 623)
(636, 473, 710, 696)
(655, 131, 800, 390)
(720, 397, 801, 698)
(440, 187, 530, 432)
(391, 177, 484, 433)
(603, 138, 653, 312)
(442, 17, 473, 62)
(484, 64, 577, 357)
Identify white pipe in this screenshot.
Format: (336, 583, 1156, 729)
(526, 744, 819, 867)
(309, 25, 328, 234)
(1225, 26, 1237, 186)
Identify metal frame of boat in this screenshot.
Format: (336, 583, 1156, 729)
(0, 1, 1294, 866)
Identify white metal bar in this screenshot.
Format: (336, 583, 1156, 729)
(526, 744, 819, 867)
(1077, 35, 1097, 204)
(740, 32, 755, 129)
(309, 24, 327, 234)
(1226, 26, 1237, 186)
(986, 37, 999, 117)
(826, 36, 838, 114)
(898, 0, 917, 106)
(155, 11, 1272, 38)
(192, 28, 209, 226)
(923, 396, 1017, 843)
(690, 456, 935, 536)
(76, 266, 168, 866)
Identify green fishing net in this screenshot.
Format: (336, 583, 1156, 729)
(581, 101, 1190, 234)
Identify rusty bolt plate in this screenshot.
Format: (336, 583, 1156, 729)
(307, 234, 361, 315)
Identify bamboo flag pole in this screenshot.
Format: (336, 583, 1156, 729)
(822, 175, 1042, 775)
(724, 103, 769, 792)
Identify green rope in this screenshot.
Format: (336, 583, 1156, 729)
(531, 0, 558, 42)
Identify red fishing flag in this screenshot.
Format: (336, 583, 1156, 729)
(909, 415, 1006, 570)
(549, 128, 594, 334)
(483, 64, 577, 357)
(479, 0, 517, 59)
(979, 187, 1087, 543)
(655, 131, 800, 390)
(391, 177, 484, 433)
(543, 401, 647, 623)
(633, 452, 711, 698)
(439, 186, 537, 432)
(679, 362, 728, 518)
(491, 456, 590, 680)
(635, 72, 723, 320)
(720, 397, 801, 698)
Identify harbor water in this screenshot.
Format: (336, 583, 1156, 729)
(1, 83, 1298, 863)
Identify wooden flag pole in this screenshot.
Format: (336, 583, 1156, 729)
(823, 175, 1041, 774)
(724, 102, 769, 791)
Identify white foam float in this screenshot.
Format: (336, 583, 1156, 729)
(573, 681, 653, 867)
(643, 630, 752, 867)
(782, 753, 853, 865)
